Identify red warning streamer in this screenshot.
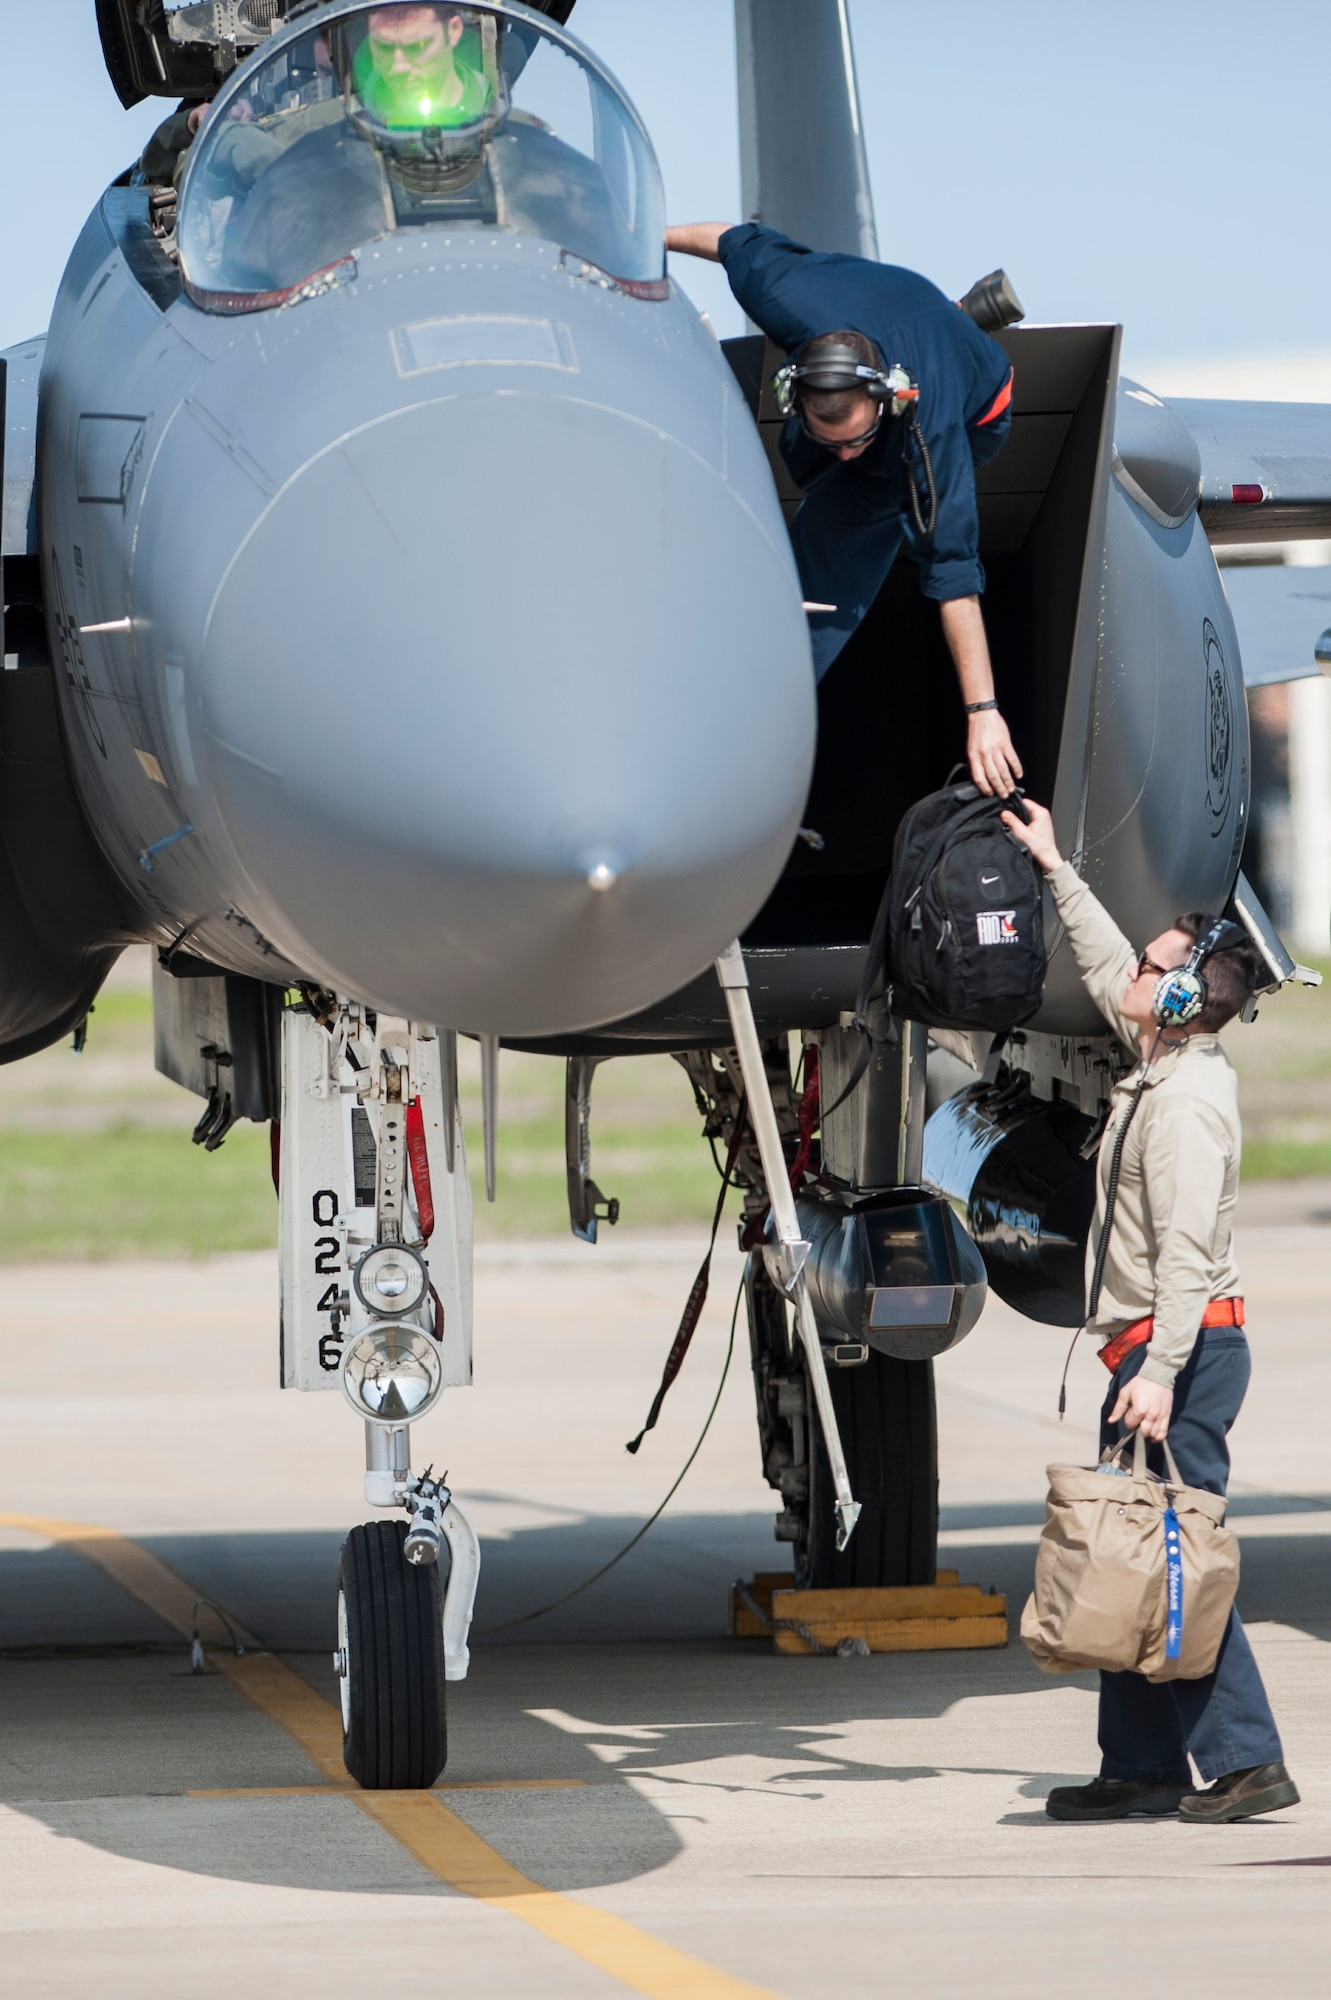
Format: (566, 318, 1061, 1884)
(405, 1098, 435, 1243)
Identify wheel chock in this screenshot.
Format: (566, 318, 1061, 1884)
(729, 1572, 795, 1638)
(729, 1570, 1007, 1654)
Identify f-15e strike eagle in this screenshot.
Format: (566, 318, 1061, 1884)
(1, 0, 1327, 1785)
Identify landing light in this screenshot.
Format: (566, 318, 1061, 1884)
(354, 1242, 430, 1319)
(341, 1324, 443, 1426)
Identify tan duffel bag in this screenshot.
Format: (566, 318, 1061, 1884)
(1021, 1430, 1239, 1682)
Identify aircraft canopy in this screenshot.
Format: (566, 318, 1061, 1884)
(177, 3, 662, 311)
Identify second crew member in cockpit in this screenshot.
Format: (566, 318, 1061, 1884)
(668, 221, 1020, 797)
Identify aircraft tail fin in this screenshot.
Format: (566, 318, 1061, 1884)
(735, 0, 878, 259)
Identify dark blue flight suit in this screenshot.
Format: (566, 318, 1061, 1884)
(717, 224, 1014, 682)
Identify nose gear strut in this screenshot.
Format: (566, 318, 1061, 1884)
(715, 941, 861, 1552)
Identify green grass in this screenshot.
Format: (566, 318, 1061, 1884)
(0, 968, 722, 1259)
(0, 948, 1326, 1262)
(1241, 1138, 1331, 1179)
(0, 1122, 279, 1260)
(1222, 958, 1331, 1179)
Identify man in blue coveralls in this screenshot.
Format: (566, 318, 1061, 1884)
(667, 221, 1021, 796)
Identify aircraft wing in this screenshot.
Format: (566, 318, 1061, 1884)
(1220, 562, 1331, 688)
(1173, 398, 1331, 544)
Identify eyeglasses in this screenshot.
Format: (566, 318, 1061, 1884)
(801, 408, 883, 453)
(1136, 950, 1168, 980)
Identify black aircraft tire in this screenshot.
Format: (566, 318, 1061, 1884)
(338, 1520, 447, 1789)
(805, 1352, 939, 1589)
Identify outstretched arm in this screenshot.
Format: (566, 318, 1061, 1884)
(939, 595, 1022, 796)
(1002, 799, 1141, 1050)
(665, 223, 734, 262)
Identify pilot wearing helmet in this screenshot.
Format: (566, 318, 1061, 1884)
(352, 3, 495, 129)
(201, 4, 633, 302)
(668, 221, 1020, 796)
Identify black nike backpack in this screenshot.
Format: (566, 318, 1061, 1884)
(885, 779, 1047, 1032)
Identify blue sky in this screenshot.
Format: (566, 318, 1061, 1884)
(2, 0, 1327, 393)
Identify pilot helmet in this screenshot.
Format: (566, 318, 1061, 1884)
(332, 3, 509, 186)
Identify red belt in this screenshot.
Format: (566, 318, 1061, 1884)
(1098, 1296, 1245, 1373)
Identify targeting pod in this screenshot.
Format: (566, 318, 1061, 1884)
(795, 1188, 988, 1360)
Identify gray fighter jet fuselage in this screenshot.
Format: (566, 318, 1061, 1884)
(1, 0, 1327, 1784)
(24, 7, 812, 1047)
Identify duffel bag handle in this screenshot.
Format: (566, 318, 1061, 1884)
(1099, 1432, 1149, 1479)
(1100, 1429, 1185, 1489)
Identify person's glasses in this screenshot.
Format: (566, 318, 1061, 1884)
(1137, 950, 1168, 980)
(801, 409, 883, 452)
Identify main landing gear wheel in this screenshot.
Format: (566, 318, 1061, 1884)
(805, 1350, 939, 1589)
(337, 1520, 447, 1789)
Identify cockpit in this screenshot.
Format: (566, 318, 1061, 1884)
(177, 2, 666, 313)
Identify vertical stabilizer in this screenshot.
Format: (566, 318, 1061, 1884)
(735, 0, 877, 258)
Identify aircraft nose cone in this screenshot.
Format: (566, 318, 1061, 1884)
(200, 392, 813, 1034)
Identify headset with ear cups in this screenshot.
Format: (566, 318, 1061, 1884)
(1152, 915, 1250, 1027)
(772, 338, 920, 422)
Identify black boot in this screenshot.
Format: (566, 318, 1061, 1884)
(1178, 1762, 1299, 1823)
(1046, 1776, 1193, 1821)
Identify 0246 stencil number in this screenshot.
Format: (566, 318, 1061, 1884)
(312, 1188, 345, 1371)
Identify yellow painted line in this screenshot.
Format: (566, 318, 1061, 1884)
(191, 1785, 346, 1798)
(435, 1778, 589, 1792)
(190, 1779, 590, 1798)
(0, 1512, 263, 1649)
(6, 1512, 781, 2000)
(352, 1788, 777, 2000)
(215, 1646, 351, 1784)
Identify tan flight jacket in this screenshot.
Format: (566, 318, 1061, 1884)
(1045, 862, 1242, 1387)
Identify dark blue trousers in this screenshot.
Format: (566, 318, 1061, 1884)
(1097, 1326, 1283, 1784)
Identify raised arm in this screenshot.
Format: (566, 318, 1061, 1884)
(1001, 800, 1140, 1050)
(665, 222, 734, 262)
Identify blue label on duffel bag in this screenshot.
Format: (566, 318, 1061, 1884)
(1163, 1506, 1183, 1660)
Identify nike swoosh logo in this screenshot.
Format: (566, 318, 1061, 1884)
(980, 873, 1001, 886)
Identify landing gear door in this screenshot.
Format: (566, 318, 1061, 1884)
(278, 1006, 473, 1392)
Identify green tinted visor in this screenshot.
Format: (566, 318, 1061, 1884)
(352, 49, 494, 129)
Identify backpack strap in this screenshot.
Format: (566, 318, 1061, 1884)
(901, 793, 1006, 919)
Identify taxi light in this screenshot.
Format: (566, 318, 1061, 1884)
(1231, 483, 1266, 505)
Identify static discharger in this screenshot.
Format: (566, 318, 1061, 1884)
(479, 1030, 499, 1202)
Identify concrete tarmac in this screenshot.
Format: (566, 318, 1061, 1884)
(1, 1219, 1329, 1997)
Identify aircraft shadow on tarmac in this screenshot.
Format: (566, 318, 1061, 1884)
(0, 1505, 1328, 1894)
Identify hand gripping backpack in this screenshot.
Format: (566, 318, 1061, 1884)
(887, 778, 1046, 1032)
